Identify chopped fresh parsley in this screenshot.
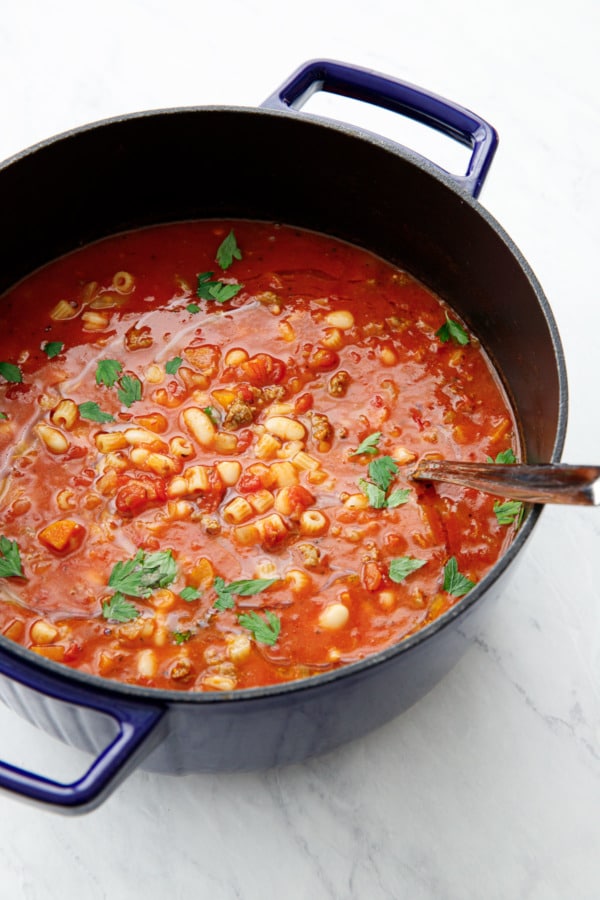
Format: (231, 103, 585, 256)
(442, 557, 475, 597)
(0, 362, 23, 384)
(43, 341, 64, 359)
(165, 356, 183, 375)
(108, 549, 177, 598)
(203, 406, 220, 425)
(358, 455, 411, 509)
(0, 412, 7, 421)
(78, 401, 115, 423)
(102, 592, 140, 623)
(197, 271, 244, 304)
(351, 432, 381, 456)
(213, 576, 278, 611)
(180, 586, 202, 602)
(0, 536, 25, 579)
(436, 313, 470, 346)
(96, 359, 123, 387)
(216, 230, 243, 270)
(237, 610, 281, 646)
(388, 556, 426, 583)
(487, 448, 517, 464)
(186, 302, 200, 314)
(117, 374, 142, 407)
(173, 630, 193, 644)
(493, 499, 524, 526)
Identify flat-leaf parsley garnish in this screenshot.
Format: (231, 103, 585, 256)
(96, 359, 123, 388)
(487, 448, 517, 464)
(197, 271, 243, 304)
(436, 313, 469, 346)
(43, 341, 64, 359)
(108, 549, 177, 598)
(117, 374, 142, 407)
(102, 592, 140, 623)
(442, 557, 475, 597)
(213, 576, 278, 611)
(358, 456, 411, 509)
(388, 556, 426, 583)
(351, 431, 381, 456)
(0, 362, 23, 384)
(237, 610, 281, 646)
(165, 356, 183, 375)
(493, 499, 524, 526)
(78, 401, 115, 424)
(180, 586, 202, 602)
(0, 536, 25, 579)
(216, 230, 243, 270)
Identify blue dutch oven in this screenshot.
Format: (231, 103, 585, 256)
(0, 60, 567, 813)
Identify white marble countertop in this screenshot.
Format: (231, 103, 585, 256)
(0, 1, 599, 897)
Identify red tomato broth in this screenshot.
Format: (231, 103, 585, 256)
(0, 221, 521, 691)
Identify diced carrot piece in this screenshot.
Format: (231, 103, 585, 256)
(38, 519, 86, 554)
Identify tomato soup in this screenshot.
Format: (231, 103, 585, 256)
(0, 221, 521, 691)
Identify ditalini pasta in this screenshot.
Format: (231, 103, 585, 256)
(0, 221, 522, 691)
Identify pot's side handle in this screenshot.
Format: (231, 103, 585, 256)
(261, 58, 498, 198)
(0, 655, 166, 814)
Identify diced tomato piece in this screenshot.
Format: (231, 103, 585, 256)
(238, 472, 264, 494)
(226, 353, 286, 387)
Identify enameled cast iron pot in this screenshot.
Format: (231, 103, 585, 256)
(0, 60, 567, 813)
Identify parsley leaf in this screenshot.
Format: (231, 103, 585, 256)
(351, 432, 381, 456)
(0, 412, 7, 421)
(117, 374, 142, 407)
(368, 456, 398, 492)
(0, 362, 22, 383)
(359, 455, 410, 509)
(0, 536, 25, 578)
(78, 401, 115, 423)
(493, 499, 524, 526)
(216, 230, 242, 270)
(436, 313, 470, 346)
(358, 478, 387, 509)
(386, 488, 411, 508)
(165, 356, 183, 375)
(180, 586, 202, 602)
(173, 630, 193, 644)
(237, 610, 281, 646)
(187, 302, 200, 314)
(108, 549, 177, 598)
(213, 576, 279, 611)
(43, 341, 64, 359)
(389, 556, 426, 583)
(487, 448, 517, 464)
(442, 557, 475, 597)
(197, 271, 244, 303)
(102, 592, 140, 622)
(96, 359, 123, 388)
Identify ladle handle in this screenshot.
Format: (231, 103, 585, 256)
(411, 461, 600, 506)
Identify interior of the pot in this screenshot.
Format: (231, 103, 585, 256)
(0, 106, 567, 466)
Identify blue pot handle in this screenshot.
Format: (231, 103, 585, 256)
(0, 653, 166, 813)
(261, 58, 498, 198)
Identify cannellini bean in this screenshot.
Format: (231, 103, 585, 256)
(216, 460, 242, 486)
(36, 424, 69, 455)
(379, 345, 398, 366)
(136, 648, 158, 678)
(392, 446, 417, 465)
(123, 426, 166, 449)
(144, 364, 164, 384)
(30, 620, 59, 645)
(182, 406, 216, 447)
(265, 416, 307, 442)
(318, 603, 349, 630)
(325, 309, 354, 330)
(224, 348, 248, 366)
